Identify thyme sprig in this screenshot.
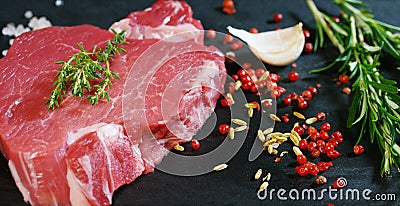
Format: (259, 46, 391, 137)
(46, 29, 127, 110)
(306, 0, 400, 176)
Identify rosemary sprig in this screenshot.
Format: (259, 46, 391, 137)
(46, 29, 127, 110)
(306, 0, 400, 176)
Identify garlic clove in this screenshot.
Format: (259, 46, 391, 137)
(227, 23, 305, 66)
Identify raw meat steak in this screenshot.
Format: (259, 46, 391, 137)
(110, 0, 204, 43)
(0, 19, 225, 206)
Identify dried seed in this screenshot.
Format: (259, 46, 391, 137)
(234, 80, 242, 90)
(305, 117, 318, 125)
(267, 145, 273, 154)
(173, 144, 184, 152)
(293, 146, 303, 156)
(232, 118, 247, 126)
(228, 127, 235, 140)
(213, 163, 228, 171)
(262, 172, 271, 181)
(259, 181, 269, 191)
(257, 130, 266, 142)
(263, 127, 274, 135)
(254, 169, 262, 180)
(276, 136, 288, 142)
(258, 70, 270, 82)
(264, 139, 277, 147)
(226, 93, 235, 105)
(271, 149, 278, 155)
(293, 111, 305, 120)
(269, 114, 281, 122)
(290, 133, 300, 146)
(269, 132, 283, 138)
(234, 125, 247, 132)
(248, 108, 254, 117)
(245, 102, 259, 109)
(281, 133, 291, 138)
(280, 151, 289, 157)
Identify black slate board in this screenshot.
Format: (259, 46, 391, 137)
(0, 0, 399, 205)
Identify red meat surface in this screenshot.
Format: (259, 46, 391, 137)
(110, 0, 204, 43)
(0, 14, 225, 206)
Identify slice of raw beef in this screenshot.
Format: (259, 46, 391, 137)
(0, 24, 225, 206)
(110, 0, 204, 43)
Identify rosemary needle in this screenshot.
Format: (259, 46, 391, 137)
(307, 0, 400, 176)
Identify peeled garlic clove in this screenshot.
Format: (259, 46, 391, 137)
(227, 23, 305, 66)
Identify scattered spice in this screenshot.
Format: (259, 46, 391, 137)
(316, 176, 327, 185)
(254, 169, 263, 180)
(342, 87, 351, 95)
(173, 144, 184, 152)
(213, 163, 228, 171)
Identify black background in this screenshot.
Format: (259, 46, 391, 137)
(1, 0, 400, 205)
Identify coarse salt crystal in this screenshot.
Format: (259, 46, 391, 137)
(55, 0, 64, 7)
(2, 50, 8, 56)
(24, 10, 33, 19)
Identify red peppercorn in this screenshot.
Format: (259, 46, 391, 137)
(222, 0, 236, 15)
(308, 126, 318, 136)
(307, 163, 320, 176)
(332, 16, 340, 23)
(295, 165, 309, 176)
(325, 142, 335, 152)
(307, 86, 318, 95)
(298, 100, 308, 109)
(338, 75, 350, 84)
(218, 124, 230, 135)
(225, 82, 236, 94)
(307, 141, 317, 152)
(310, 132, 320, 142)
(269, 73, 281, 83)
(311, 149, 321, 158)
(249, 27, 259, 34)
(303, 42, 313, 53)
(277, 86, 286, 95)
(283, 96, 292, 106)
(237, 69, 247, 78)
(342, 87, 352, 95)
(319, 130, 329, 140)
(220, 96, 233, 107)
(331, 131, 343, 143)
(301, 90, 313, 101)
(191, 139, 200, 151)
(316, 140, 326, 150)
(297, 154, 307, 164)
(320, 122, 331, 132)
(316, 112, 326, 121)
(327, 139, 339, 148)
(231, 74, 239, 81)
(281, 115, 289, 123)
(327, 150, 340, 159)
(273, 13, 283, 23)
(303, 29, 311, 38)
(224, 33, 234, 43)
(298, 139, 308, 150)
(255, 68, 265, 78)
(250, 85, 258, 93)
(288, 71, 300, 82)
(206, 29, 216, 39)
(231, 41, 243, 50)
(274, 157, 281, 163)
(353, 145, 365, 155)
(317, 162, 329, 171)
(294, 126, 305, 136)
